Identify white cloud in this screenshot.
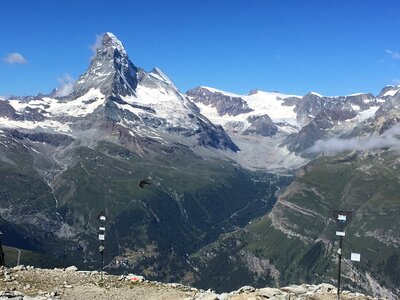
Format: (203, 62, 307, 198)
(89, 34, 103, 57)
(3, 52, 27, 64)
(54, 74, 75, 97)
(392, 79, 400, 85)
(308, 125, 400, 154)
(385, 49, 400, 60)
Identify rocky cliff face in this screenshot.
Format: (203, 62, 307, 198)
(186, 86, 253, 116)
(243, 114, 278, 137)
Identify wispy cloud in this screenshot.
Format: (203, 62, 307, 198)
(89, 34, 103, 57)
(3, 52, 27, 64)
(54, 74, 75, 97)
(308, 125, 400, 154)
(392, 79, 400, 85)
(385, 49, 400, 60)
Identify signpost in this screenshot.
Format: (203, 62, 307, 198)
(333, 210, 352, 300)
(97, 210, 107, 284)
(332, 210, 362, 300)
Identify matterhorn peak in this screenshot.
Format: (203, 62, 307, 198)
(74, 32, 138, 97)
(101, 32, 127, 56)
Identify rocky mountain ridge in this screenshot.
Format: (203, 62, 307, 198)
(187, 86, 400, 158)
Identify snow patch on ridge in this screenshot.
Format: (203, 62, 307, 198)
(122, 85, 198, 130)
(199, 86, 241, 98)
(383, 88, 400, 97)
(150, 68, 176, 87)
(2, 88, 106, 133)
(244, 91, 297, 121)
(357, 106, 380, 122)
(9, 88, 105, 117)
(195, 102, 251, 130)
(310, 91, 323, 97)
(195, 86, 300, 133)
(0, 117, 72, 133)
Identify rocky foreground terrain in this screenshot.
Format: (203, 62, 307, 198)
(0, 266, 381, 300)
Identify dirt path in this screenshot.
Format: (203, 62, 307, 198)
(0, 267, 199, 300)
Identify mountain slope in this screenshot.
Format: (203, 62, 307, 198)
(0, 128, 291, 281)
(190, 151, 400, 299)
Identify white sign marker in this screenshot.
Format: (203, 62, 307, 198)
(338, 214, 347, 221)
(99, 227, 105, 231)
(98, 234, 105, 241)
(336, 231, 346, 236)
(351, 253, 361, 262)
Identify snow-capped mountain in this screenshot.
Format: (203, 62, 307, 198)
(187, 86, 395, 162)
(186, 87, 307, 170)
(187, 87, 301, 135)
(1, 33, 238, 152)
(2, 32, 397, 171)
(378, 85, 400, 98)
(0, 32, 399, 171)
(187, 86, 385, 136)
(352, 87, 400, 136)
(74, 32, 138, 98)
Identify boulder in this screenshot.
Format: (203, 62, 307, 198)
(65, 266, 78, 272)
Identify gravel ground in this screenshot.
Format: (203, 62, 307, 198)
(0, 266, 382, 300)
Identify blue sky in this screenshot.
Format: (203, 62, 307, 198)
(1, 0, 400, 97)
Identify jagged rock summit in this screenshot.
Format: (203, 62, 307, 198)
(74, 32, 138, 97)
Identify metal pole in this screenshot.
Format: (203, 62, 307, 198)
(101, 239, 104, 283)
(0, 237, 5, 266)
(16, 248, 21, 266)
(337, 235, 343, 300)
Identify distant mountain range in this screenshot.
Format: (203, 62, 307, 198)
(0, 32, 399, 299)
